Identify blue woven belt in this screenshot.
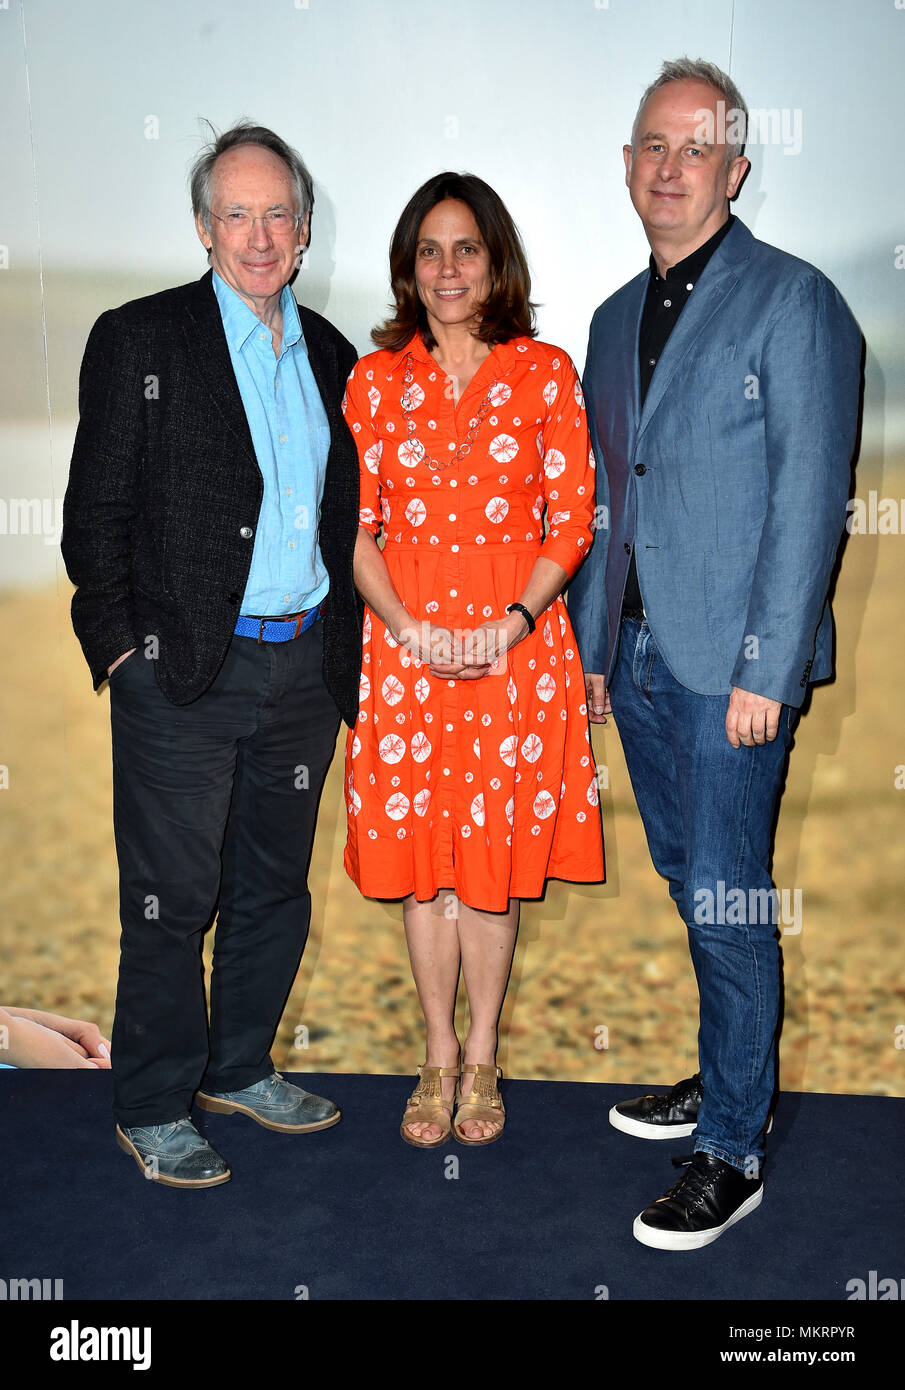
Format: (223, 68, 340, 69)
(234, 599, 326, 643)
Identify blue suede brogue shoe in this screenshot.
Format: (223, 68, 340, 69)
(116, 1119, 231, 1188)
(195, 1071, 341, 1133)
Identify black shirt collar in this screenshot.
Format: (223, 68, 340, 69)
(648, 212, 735, 288)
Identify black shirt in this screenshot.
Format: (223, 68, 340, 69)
(621, 213, 735, 616)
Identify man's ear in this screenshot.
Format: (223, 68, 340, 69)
(194, 212, 213, 257)
(623, 144, 633, 188)
(297, 211, 311, 253)
(727, 156, 750, 201)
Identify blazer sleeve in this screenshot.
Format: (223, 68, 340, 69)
(729, 273, 862, 703)
(565, 316, 612, 678)
(61, 310, 143, 688)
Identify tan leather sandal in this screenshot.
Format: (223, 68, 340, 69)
(453, 1063, 505, 1145)
(400, 1064, 459, 1148)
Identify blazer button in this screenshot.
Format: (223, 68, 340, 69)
(239, 526, 253, 539)
(624, 541, 632, 554)
(634, 464, 647, 475)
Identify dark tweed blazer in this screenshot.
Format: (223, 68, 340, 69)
(62, 270, 362, 725)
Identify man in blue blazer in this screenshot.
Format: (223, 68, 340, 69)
(568, 59, 862, 1249)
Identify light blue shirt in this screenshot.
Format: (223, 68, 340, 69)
(213, 271, 330, 615)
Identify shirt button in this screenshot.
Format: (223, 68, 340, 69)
(284, 594, 291, 602)
(240, 526, 253, 539)
(450, 479, 457, 488)
(289, 540, 296, 548)
(285, 487, 292, 495)
(279, 434, 287, 443)
(686, 282, 694, 291)
(449, 514, 456, 521)
(450, 589, 457, 597)
(445, 724, 453, 732)
(634, 464, 647, 476)
(648, 357, 656, 366)
(663, 297, 672, 308)
(451, 544, 459, 553)
(443, 768, 450, 775)
(448, 443, 455, 451)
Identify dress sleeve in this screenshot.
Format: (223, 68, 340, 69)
(538, 352, 596, 579)
(342, 361, 383, 535)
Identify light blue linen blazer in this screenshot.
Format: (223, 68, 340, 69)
(568, 218, 862, 708)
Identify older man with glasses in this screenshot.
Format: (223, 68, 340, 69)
(62, 122, 360, 1187)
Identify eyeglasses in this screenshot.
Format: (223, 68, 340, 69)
(210, 210, 301, 236)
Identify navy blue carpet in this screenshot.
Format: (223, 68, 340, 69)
(1, 1072, 901, 1302)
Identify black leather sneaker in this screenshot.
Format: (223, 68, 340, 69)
(633, 1150, 764, 1250)
(609, 1073, 703, 1139)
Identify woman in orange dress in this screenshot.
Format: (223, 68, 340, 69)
(342, 173, 604, 1146)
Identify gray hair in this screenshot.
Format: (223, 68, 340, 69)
(631, 57, 749, 163)
(190, 119, 315, 236)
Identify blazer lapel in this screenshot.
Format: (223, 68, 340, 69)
(625, 275, 646, 440)
(181, 271, 257, 460)
(635, 221, 752, 444)
(298, 308, 338, 426)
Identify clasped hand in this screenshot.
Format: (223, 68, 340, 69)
(397, 618, 521, 680)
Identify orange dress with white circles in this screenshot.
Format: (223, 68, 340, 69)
(341, 333, 604, 912)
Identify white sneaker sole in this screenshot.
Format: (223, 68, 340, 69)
(632, 1184, 764, 1250)
(608, 1106, 773, 1141)
(609, 1106, 697, 1139)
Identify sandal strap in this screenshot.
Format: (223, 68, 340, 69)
(405, 1062, 458, 1113)
(456, 1063, 504, 1113)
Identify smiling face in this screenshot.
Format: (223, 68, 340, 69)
(413, 198, 492, 339)
(195, 143, 308, 313)
(624, 78, 748, 261)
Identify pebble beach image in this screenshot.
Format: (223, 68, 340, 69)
(1, 483, 902, 1096)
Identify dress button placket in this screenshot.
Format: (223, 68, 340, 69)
(438, 379, 464, 882)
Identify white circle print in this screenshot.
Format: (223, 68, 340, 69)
(544, 448, 566, 478)
(489, 434, 519, 463)
(378, 734, 406, 764)
(385, 792, 410, 821)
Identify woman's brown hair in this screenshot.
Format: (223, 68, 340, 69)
(372, 172, 537, 352)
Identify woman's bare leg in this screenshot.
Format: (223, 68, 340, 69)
(401, 890, 461, 1141)
(457, 899, 520, 1139)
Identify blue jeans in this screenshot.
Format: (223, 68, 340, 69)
(609, 619, 797, 1171)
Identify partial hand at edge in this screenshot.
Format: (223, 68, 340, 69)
(585, 673, 611, 724)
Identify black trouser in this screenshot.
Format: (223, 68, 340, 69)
(108, 623, 340, 1128)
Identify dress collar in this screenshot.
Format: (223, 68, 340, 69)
(387, 332, 526, 374)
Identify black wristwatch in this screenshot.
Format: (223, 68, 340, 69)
(505, 602, 536, 635)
